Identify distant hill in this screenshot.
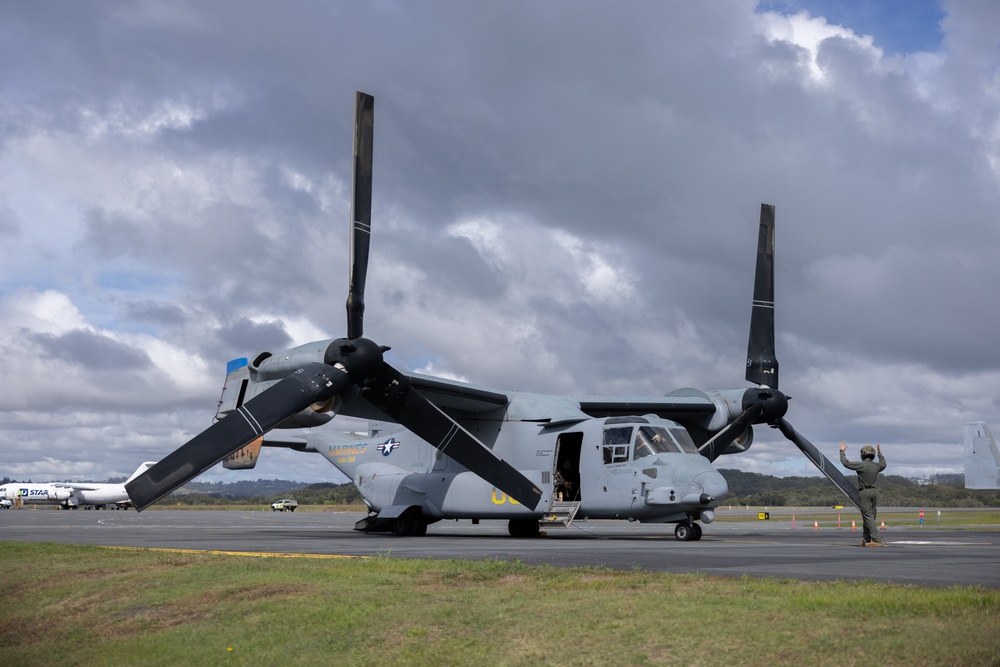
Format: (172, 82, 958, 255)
(174, 479, 306, 498)
(159, 480, 363, 507)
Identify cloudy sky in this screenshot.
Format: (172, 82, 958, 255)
(2, 0, 998, 487)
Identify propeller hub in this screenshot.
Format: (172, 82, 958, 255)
(324, 337, 385, 388)
(742, 386, 788, 424)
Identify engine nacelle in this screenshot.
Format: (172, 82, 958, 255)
(218, 342, 348, 424)
(703, 388, 752, 431)
(50, 489, 73, 501)
(274, 405, 337, 429)
(249, 340, 335, 382)
(716, 425, 753, 456)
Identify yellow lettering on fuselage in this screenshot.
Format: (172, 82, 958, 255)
(328, 444, 367, 458)
(491, 488, 522, 505)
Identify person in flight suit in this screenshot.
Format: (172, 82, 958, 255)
(840, 442, 887, 546)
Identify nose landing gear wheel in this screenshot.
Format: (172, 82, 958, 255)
(674, 522, 702, 541)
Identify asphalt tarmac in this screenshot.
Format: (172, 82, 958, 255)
(2, 508, 997, 588)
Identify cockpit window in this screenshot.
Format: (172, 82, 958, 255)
(668, 428, 699, 454)
(603, 427, 633, 464)
(633, 426, 679, 459)
(604, 427, 633, 445)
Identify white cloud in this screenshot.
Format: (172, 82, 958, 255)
(3, 290, 90, 334)
(758, 10, 881, 83)
(247, 314, 329, 349)
(552, 229, 635, 305)
(446, 216, 509, 270)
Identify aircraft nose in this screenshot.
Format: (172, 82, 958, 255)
(693, 469, 728, 504)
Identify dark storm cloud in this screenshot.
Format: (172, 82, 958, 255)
(120, 301, 293, 363)
(2, 1, 999, 483)
(80, 194, 329, 314)
(123, 300, 188, 327)
(210, 316, 293, 361)
(30, 329, 152, 371)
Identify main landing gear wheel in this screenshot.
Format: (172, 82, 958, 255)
(391, 510, 427, 537)
(674, 522, 702, 541)
(508, 518, 541, 538)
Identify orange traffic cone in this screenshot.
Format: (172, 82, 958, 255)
(880, 520, 886, 530)
(851, 520, 856, 530)
(813, 520, 819, 530)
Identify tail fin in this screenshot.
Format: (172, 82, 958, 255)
(215, 357, 251, 420)
(963, 422, 1000, 489)
(126, 462, 157, 484)
(216, 357, 263, 470)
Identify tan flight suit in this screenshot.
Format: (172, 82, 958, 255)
(840, 449, 887, 544)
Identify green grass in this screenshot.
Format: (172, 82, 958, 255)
(1, 542, 997, 666)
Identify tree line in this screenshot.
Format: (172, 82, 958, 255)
(162, 481, 364, 507)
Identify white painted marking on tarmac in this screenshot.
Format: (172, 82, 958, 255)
(890, 541, 985, 546)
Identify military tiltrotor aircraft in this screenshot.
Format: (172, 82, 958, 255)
(126, 92, 864, 540)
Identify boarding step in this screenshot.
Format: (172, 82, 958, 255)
(539, 501, 581, 528)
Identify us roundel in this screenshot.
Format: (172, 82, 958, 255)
(377, 437, 400, 457)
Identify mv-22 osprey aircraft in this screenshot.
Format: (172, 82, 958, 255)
(127, 92, 863, 540)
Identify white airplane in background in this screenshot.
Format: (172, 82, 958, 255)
(0, 462, 155, 509)
(964, 422, 1000, 490)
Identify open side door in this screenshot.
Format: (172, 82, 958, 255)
(545, 432, 583, 527)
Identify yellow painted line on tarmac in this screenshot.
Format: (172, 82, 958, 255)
(102, 545, 369, 560)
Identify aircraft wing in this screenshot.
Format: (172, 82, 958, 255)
(50, 482, 101, 491)
(262, 431, 368, 450)
(335, 371, 716, 424)
(407, 375, 718, 422)
(331, 372, 510, 421)
(259, 434, 314, 451)
(576, 397, 716, 421)
(409, 375, 510, 412)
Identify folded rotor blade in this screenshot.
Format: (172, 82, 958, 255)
(773, 417, 862, 511)
(365, 362, 543, 510)
(698, 403, 763, 463)
(347, 91, 374, 340)
(746, 203, 778, 388)
(127, 363, 353, 511)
